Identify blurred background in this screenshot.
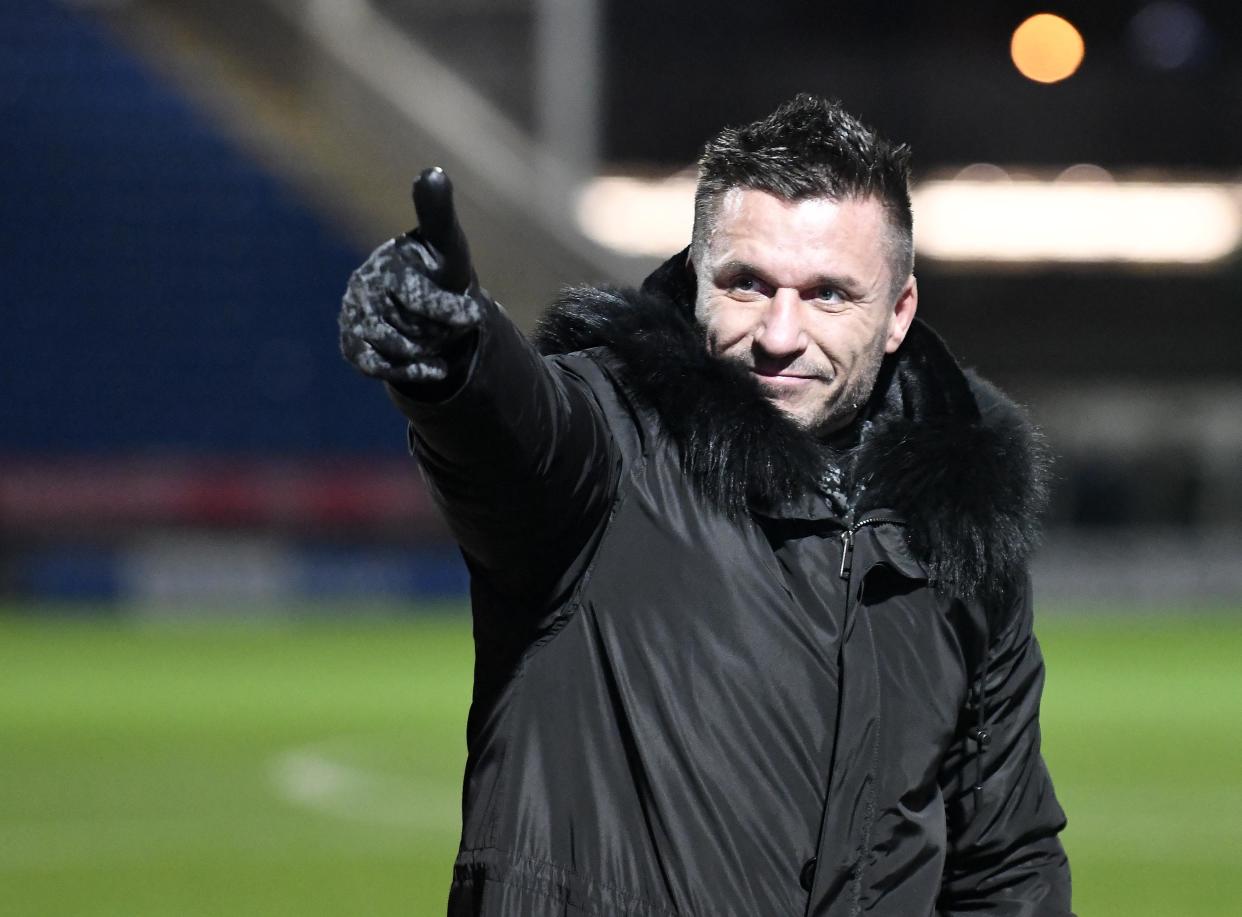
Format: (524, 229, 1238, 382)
(1, 0, 1239, 914)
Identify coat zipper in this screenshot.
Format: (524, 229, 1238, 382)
(837, 512, 994, 823)
(818, 512, 904, 916)
(838, 514, 907, 581)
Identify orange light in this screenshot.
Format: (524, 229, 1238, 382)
(1010, 13, 1085, 83)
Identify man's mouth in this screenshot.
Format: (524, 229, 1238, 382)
(751, 368, 817, 382)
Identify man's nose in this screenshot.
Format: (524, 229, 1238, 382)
(754, 289, 807, 357)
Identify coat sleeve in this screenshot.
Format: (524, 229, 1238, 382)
(937, 576, 1074, 916)
(385, 296, 621, 605)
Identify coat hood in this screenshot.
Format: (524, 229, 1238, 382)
(532, 251, 1050, 607)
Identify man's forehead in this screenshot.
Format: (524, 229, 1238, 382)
(705, 189, 891, 281)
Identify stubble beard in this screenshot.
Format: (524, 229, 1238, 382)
(705, 325, 888, 439)
(803, 330, 888, 439)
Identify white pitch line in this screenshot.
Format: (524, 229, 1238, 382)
(0, 735, 459, 872)
(267, 735, 461, 832)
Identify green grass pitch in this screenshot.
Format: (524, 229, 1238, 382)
(2, 607, 1240, 916)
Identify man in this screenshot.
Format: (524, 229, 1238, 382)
(340, 95, 1073, 916)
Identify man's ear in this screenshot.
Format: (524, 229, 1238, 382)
(884, 275, 918, 354)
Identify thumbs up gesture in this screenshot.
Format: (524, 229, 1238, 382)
(340, 168, 486, 386)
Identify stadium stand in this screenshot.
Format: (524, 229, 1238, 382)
(0, 0, 461, 605)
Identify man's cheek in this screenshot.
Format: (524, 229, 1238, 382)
(710, 311, 756, 356)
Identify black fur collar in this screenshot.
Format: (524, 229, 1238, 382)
(532, 257, 1049, 607)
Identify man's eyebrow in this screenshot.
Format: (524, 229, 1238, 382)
(713, 259, 866, 296)
(712, 259, 761, 278)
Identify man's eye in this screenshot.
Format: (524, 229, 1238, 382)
(729, 275, 767, 294)
(817, 287, 843, 303)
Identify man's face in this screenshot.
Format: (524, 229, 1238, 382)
(693, 189, 918, 436)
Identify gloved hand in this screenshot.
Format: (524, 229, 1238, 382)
(339, 167, 485, 388)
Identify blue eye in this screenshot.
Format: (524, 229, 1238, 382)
(729, 274, 776, 297)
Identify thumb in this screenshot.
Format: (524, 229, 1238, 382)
(412, 167, 473, 295)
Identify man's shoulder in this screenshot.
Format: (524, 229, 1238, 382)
(963, 370, 1036, 436)
(531, 282, 702, 447)
(852, 325, 1052, 608)
(532, 284, 696, 360)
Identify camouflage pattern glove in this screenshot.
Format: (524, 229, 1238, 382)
(339, 168, 483, 386)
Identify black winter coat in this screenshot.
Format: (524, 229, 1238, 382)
(390, 256, 1072, 916)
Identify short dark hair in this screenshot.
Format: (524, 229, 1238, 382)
(692, 94, 914, 298)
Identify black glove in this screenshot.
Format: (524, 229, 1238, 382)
(339, 167, 484, 388)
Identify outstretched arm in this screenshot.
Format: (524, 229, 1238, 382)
(938, 577, 1074, 916)
(340, 169, 619, 604)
